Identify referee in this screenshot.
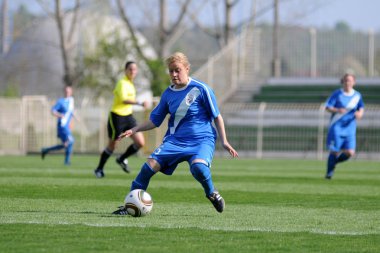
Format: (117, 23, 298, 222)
(94, 61, 147, 178)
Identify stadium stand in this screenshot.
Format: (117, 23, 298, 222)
(252, 77, 380, 104)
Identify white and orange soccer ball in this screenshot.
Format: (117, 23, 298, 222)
(124, 189, 153, 217)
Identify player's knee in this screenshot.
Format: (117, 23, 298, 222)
(190, 162, 211, 182)
(107, 140, 116, 151)
(345, 150, 355, 157)
(147, 158, 160, 172)
(134, 133, 145, 148)
(67, 142, 73, 149)
(64, 138, 74, 148)
(135, 139, 145, 148)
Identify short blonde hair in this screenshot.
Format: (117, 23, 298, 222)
(165, 52, 190, 68)
(341, 73, 356, 84)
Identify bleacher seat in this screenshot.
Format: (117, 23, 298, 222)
(253, 77, 380, 104)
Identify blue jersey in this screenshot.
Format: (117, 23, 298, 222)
(325, 89, 364, 137)
(150, 77, 220, 144)
(52, 96, 74, 136)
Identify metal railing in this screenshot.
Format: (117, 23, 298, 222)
(1, 97, 379, 160)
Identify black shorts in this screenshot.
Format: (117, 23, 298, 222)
(107, 112, 137, 140)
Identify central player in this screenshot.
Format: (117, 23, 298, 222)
(113, 52, 238, 214)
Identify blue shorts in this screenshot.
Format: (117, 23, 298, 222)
(327, 133, 356, 152)
(148, 139, 215, 175)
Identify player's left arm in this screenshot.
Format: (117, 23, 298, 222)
(355, 95, 365, 120)
(201, 84, 238, 157)
(355, 108, 364, 120)
(214, 114, 238, 158)
(119, 82, 147, 108)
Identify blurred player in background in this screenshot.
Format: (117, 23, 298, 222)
(41, 85, 76, 165)
(112, 52, 238, 215)
(94, 61, 148, 178)
(325, 73, 364, 179)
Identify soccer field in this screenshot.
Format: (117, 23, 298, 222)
(0, 155, 379, 253)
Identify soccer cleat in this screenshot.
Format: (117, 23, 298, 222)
(325, 170, 334, 180)
(116, 157, 131, 173)
(207, 191, 225, 213)
(112, 205, 129, 215)
(94, 169, 105, 178)
(41, 149, 47, 160)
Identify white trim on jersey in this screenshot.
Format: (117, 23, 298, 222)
(190, 78, 218, 116)
(168, 78, 192, 91)
(330, 94, 360, 127)
(346, 95, 360, 110)
(170, 87, 201, 134)
(61, 97, 74, 127)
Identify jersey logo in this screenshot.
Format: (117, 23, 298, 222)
(186, 93, 196, 106)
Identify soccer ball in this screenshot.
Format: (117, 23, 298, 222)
(124, 189, 153, 217)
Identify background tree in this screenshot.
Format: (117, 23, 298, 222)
(12, 5, 36, 39)
(335, 21, 351, 33)
(77, 33, 128, 97)
(115, 0, 188, 96)
(224, 0, 240, 44)
(36, 0, 81, 87)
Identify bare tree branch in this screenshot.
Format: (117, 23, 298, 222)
(185, 0, 224, 48)
(54, 0, 72, 85)
(156, 0, 192, 57)
(225, 0, 241, 44)
(35, 0, 81, 86)
(67, 0, 80, 46)
(169, 0, 192, 37)
(230, 0, 240, 7)
(165, 0, 208, 46)
(35, 0, 55, 19)
(115, 0, 148, 62)
(135, 0, 156, 25)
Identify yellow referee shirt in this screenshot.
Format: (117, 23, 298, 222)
(111, 76, 136, 116)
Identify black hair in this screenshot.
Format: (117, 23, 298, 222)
(125, 61, 136, 70)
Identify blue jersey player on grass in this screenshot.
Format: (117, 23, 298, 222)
(41, 86, 75, 165)
(325, 73, 364, 179)
(112, 52, 238, 215)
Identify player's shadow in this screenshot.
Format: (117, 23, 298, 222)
(16, 210, 100, 215)
(16, 210, 215, 218)
(159, 213, 214, 217)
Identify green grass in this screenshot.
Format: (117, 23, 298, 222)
(0, 155, 379, 253)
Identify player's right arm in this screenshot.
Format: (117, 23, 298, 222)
(52, 110, 64, 118)
(326, 107, 346, 114)
(118, 120, 157, 140)
(325, 90, 346, 114)
(51, 99, 64, 118)
(122, 99, 148, 108)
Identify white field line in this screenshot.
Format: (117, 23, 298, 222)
(0, 220, 376, 236)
